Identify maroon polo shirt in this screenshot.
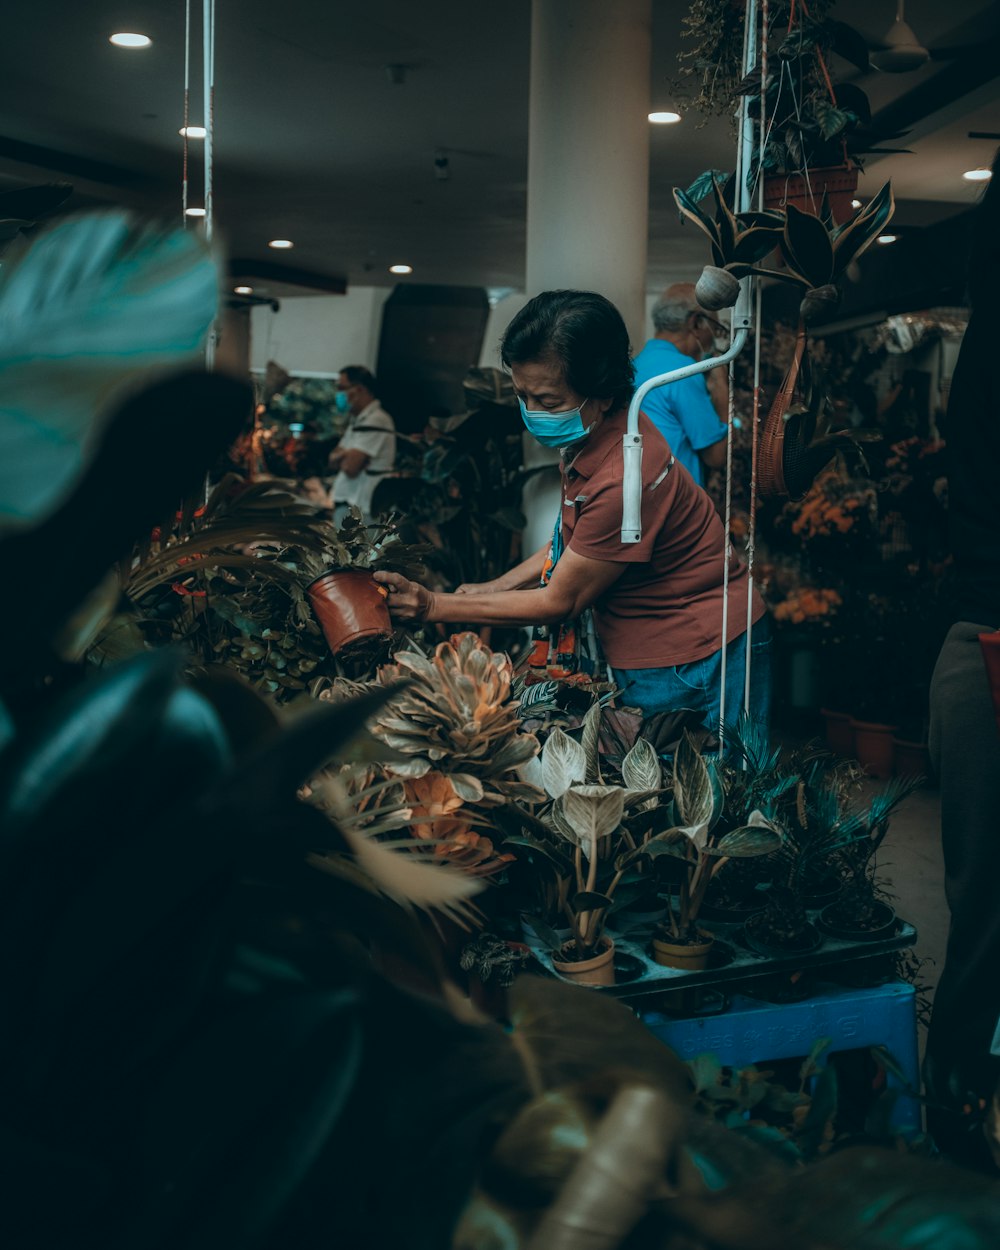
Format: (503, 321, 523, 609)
(561, 411, 765, 669)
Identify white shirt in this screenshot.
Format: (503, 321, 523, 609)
(332, 400, 396, 520)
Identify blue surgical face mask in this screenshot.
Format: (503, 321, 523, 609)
(335, 390, 350, 415)
(518, 396, 593, 448)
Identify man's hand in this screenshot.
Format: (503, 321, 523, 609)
(373, 570, 435, 621)
(454, 579, 497, 595)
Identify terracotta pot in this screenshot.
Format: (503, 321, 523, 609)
(849, 718, 898, 779)
(551, 937, 615, 987)
(892, 736, 930, 778)
(652, 930, 715, 971)
(820, 707, 854, 758)
(979, 630, 1000, 737)
(306, 569, 392, 655)
(764, 164, 860, 225)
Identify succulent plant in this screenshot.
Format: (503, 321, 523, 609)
(344, 633, 544, 807)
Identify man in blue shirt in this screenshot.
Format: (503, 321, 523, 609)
(633, 284, 730, 488)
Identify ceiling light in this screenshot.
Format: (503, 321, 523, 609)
(185, 206, 206, 218)
(179, 125, 207, 139)
(234, 285, 254, 295)
(109, 32, 152, 48)
(648, 111, 682, 124)
(851, 198, 862, 209)
(389, 264, 413, 275)
(963, 168, 992, 182)
(268, 239, 293, 249)
(877, 234, 898, 244)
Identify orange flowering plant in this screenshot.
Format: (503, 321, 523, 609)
(772, 586, 842, 627)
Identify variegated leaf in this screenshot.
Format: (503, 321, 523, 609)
(622, 736, 662, 794)
(541, 727, 587, 798)
(582, 700, 602, 783)
(449, 772, 485, 803)
(672, 731, 715, 828)
(561, 784, 626, 848)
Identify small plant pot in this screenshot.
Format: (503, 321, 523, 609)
(820, 707, 854, 757)
(892, 736, 930, 778)
(306, 570, 393, 655)
(651, 930, 715, 971)
(698, 895, 766, 925)
(551, 937, 616, 987)
(743, 912, 823, 959)
(849, 718, 898, 779)
(801, 873, 843, 908)
(764, 164, 859, 225)
(817, 899, 897, 943)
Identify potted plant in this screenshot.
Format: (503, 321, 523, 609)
(645, 732, 784, 969)
(119, 481, 428, 664)
(816, 775, 922, 940)
(504, 725, 669, 986)
(673, 0, 908, 218)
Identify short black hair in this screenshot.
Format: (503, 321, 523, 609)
(339, 365, 377, 394)
(500, 290, 634, 413)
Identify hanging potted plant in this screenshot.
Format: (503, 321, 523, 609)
(674, 0, 908, 221)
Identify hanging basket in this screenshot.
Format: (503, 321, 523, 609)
(306, 569, 393, 655)
(764, 165, 860, 225)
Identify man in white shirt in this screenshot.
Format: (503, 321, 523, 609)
(328, 365, 397, 524)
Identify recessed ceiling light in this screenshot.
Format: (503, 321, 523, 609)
(963, 168, 992, 182)
(268, 239, 294, 249)
(389, 264, 413, 275)
(234, 285, 254, 295)
(185, 206, 206, 218)
(179, 125, 207, 139)
(109, 32, 152, 48)
(648, 111, 682, 124)
(851, 198, 862, 209)
(877, 234, 898, 244)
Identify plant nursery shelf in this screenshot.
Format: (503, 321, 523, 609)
(525, 918, 917, 1004)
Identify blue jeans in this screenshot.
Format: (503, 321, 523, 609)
(612, 615, 771, 741)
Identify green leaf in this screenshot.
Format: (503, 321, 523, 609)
(560, 785, 626, 846)
(500, 834, 574, 877)
(682, 169, 730, 205)
(673, 186, 723, 255)
(831, 181, 895, 274)
(581, 701, 602, 784)
(621, 736, 662, 794)
(688, 1052, 723, 1095)
(781, 204, 835, 288)
(672, 731, 715, 828)
(731, 225, 784, 264)
(541, 727, 587, 799)
(571, 890, 612, 913)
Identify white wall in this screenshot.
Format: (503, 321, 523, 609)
(249, 287, 392, 376)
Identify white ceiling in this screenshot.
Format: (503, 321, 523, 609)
(1, 0, 998, 297)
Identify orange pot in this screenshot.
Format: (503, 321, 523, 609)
(652, 930, 715, 971)
(551, 938, 615, 987)
(307, 569, 392, 655)
(849, 718, 898, 779)
(820, 707, 854, 758)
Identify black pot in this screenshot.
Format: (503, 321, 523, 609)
(699, 895, 767, 925)
(817, 899, 897, 943)
(743, 912, 823, 960)
(801, 873, 843, 907)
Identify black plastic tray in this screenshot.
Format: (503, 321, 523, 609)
(525, 915, 917, 1004)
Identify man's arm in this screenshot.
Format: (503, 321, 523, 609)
(455, 542, 550, 594)
(329, 447, 371, 478)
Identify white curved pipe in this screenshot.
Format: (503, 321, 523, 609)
(620, 323, 749, 543)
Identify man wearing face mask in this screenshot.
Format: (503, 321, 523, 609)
(327, 365, 397, 523)
(374, 290, 770, 737)
(632, 283, 730, 489)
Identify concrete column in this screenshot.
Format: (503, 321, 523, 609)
(526, 0, 651, 348)
(520, 0, 652, 560)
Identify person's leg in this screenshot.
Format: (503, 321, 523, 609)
(925, 621, 1000, 1163)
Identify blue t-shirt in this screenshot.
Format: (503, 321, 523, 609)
(632, 338, 726, 487)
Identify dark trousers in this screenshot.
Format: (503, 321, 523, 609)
(925, 622, 1000, 1140)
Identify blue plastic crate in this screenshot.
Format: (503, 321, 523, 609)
(640, 980, 920, 1132)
